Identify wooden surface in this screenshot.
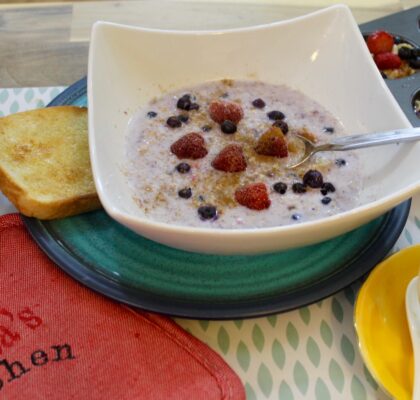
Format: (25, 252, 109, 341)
(0, 0, 418, 88)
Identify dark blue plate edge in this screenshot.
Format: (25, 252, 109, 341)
(21, 77, 412, 320)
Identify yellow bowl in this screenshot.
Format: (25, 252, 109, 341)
(354, 245, 419, 399)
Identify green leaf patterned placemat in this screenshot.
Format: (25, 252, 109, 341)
(1, 86, 417, 399)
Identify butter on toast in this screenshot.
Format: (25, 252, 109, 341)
(0, 106, 101, 219)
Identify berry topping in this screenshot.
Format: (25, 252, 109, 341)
(178, 114, 189, 123)
(367, 31, 394, 55)
(177, 94, 192, 110)
(167, 116, 182, 128)
(320, 182, 335, 196)
(170, 132, 208, 159)
(220, 120, 237, 134)
(302, 170, 324, 188)
(189, 103, 200, 111)
(273, 182, 287, 194)
(335, 158, 347, 167)
(398, 46, 414, 60)
(212, 144, 247, 173)
(252, 98, 266, 108)
(291, 213, 301, 221)
(201, 125, 212, 132)
(267, 110, 285, 121)
(272, 120, 289, 134)
(147, 111, 157, 118)
(235, 183, 271, 210)
(254, 126, 288, 158)
(208, 101, 244, 124)
(323, 126, 334, 133)
(178, 187, 192, 199)
(321, 196, 332, 205)
(409, 58, 420, 69)
(374, 52, 402, 70)
(175, 162, 191, 173)
(176, 94, 199, 111)
(198, 205, 217, 220)
(292, 183, 306, 194)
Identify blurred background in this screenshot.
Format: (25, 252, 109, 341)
(1, 0, 418, 87)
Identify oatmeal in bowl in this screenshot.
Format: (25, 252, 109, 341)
(88, 5, 420, 254)
(126, 80, 361, 229)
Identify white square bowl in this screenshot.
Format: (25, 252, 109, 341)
(88, 4, 419, 255)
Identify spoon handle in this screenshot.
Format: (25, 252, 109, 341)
(325, 127, 420, 151)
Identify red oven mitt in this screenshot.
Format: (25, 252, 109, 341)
(0, 214, 245, 400)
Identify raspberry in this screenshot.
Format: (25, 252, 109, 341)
(208, 101, 244, 124)
(366, 31, 394, 55)
(254, 126, 288, 158)
(170, 133, 208, 159)
(374, 52, 402, 70)
(234, 183, 271, 210)
(212, 144, 247, 173)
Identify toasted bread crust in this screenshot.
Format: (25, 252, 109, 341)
(0, 106, 101, 219)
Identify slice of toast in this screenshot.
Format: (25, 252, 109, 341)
(0, 106, 101, 219)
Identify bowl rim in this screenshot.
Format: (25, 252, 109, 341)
(88, 4, 417, 240)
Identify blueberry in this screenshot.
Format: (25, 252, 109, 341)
(252, 98, 266, 108)
(267, 110, 285, 121)
(201, 125, 212, 132)
(178, 188, 192, 199)
(147, 111, 157, 118)
(303, 170, 323, 188)
(323, 127, 334, 133)
(291, 213, 302, 221)
(273, 182, 287, 194)
(412, 48, 420, 58)
(221, 120, 237, 134)
(398, 46, 413, 60)
(321, 196, 332, 205)
(409, 58, 420, 69)
(381, 71, 388, 79)
(292, 183, 306, 194)
(272, 120, 289, 134)
(167, 116, 182, 128)
(335, 158, 347, 167)
(177, 94, 191, 110)
(189, 103, 200, 111)
(320, 182, 335, 196)
(198, 205, 217, 220)
(178, 114, 189, 123)
(176, 163, 191, 173)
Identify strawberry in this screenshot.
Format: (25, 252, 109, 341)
(367, 31, 394, 55)
(170, 132, 208, 159)
(208, 101, 244, 124)
(254, 126, 288, 158)
(374, 52, 402, 70)
(211, 144, 247, 172)
(234, 183, 271, 210)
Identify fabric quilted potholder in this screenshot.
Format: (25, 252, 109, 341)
(0, 214, 245, 400)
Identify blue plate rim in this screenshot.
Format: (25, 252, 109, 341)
(21, 77, 412, 319)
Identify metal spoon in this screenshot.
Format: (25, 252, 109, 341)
(288, 127, 420, 169)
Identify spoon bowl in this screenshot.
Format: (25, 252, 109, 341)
(288, 127, 420, 169)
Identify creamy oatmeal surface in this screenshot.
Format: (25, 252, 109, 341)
(125, 80, 361, 229)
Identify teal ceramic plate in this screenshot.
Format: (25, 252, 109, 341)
(23, 77, 411, 319)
